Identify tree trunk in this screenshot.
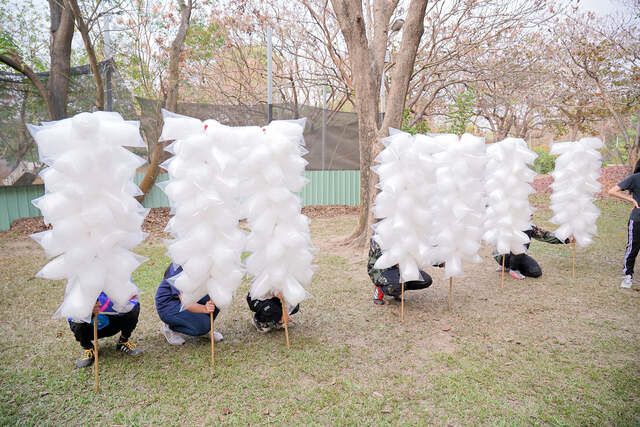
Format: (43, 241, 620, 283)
(48, 0, 75, 119)
(631, 113, 640, 166)
(330, 0, 429, 248)
(137, 0, 193, 202)
(66, 0, 104, 110)
(595, 80, 634, 165)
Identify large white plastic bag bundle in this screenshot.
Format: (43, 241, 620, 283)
(158, 110, 246, 309)
(28, 112, 148, 322)
(549, 137, 603, 247)
(430, 133, 487, 278)
(241, 119, 315, 308)
(483, 138, 537, 255)
(371, 130, 445, 282)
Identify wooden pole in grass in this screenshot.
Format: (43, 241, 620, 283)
(401, 282, 405, 322)
(448, 277, 453, 310)
(279, 295, 290, 350)
(572, 241, 576, 280)
(501, 255, 506, 289)
(210, 312, 214, 366)
(93, 316, 99, 392)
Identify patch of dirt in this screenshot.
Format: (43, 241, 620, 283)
(533, 166, 630, 197)
(302, 205, 359, 218)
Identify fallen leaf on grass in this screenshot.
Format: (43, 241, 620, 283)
(381, 409, 391, 414)
(39, 391, 48, 397)
(441, 326, 451, 332)
(391, 311, 398, 316)
(329, 379, 336, 385)
(373, 391, 383, 398)
(221, 408, 232, 415)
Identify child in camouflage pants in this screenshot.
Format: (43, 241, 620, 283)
(367, 238, 437, 305)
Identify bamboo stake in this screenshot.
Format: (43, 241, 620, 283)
(449, 277, 453, 310)
(93, 316, 99, 392)
(401, 281, 405, 322)
(279, 295, 290, 350)
(501, 255, 506, 289)
(572, 241, 576, 280)
(210, 312, 214, 366)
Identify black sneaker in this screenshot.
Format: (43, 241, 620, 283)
(116, 339, 143, 356)
(252, 316, 274, 333)
(76, 348, 95, 368)
(373, 285, 385, 305)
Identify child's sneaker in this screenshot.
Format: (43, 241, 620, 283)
(116, 338, 143, 356)
(509, 269, 525, 280)
(212, 330, 224, 342)
(496, 265, 504, 272)
(76, 348, 95, 368)
(373, 285, 385, 305)
(252, 316, 274, 333)
(160, 322, 185, 345)
(621, 275, 633, 289)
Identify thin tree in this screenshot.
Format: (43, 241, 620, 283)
(0, 1, 75, 120)
(308, 0, 429, 248)
(137, 0, 194, 200)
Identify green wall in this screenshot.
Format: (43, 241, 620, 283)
(0, 171, 360, 231)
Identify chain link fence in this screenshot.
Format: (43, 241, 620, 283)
(0, 62, 361, 187)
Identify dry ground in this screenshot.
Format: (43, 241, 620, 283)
(0, 198, 638, 425)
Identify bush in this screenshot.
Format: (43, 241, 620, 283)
(533, 147, 556, 174)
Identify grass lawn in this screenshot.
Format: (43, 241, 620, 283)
(0, 197, 639, 425)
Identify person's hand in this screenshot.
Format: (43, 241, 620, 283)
(633, 199, 639, 209)
(204, 300, 216, 314)
(569, 236, 575, 243)
(92, 302, 100, 316)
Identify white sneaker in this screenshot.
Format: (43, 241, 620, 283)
(160, 322, 185, 345)
(213, 330, 224, 342)
(621, 275, 633, 289)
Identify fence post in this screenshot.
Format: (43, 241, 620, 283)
(267, 27, 273, 123)
(322, 83, 327, 171)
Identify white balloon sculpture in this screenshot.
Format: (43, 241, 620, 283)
(549, 137, 603, 247)
(240, 119, 315, 309)
(431, 134, 487, 278)
(371, 131, 445, 281)
(29, 112, 148, 322)
(159, 110, 246, 309)
(484, 138, 538, 255)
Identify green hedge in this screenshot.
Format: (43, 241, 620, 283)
(533, 147, 556, 174)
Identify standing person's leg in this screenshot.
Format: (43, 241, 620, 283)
(622, 219, 640, 287)
(517, 254, 542, 278)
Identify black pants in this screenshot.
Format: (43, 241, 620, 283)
(69, 304, 140, 350)
(499, 253, 542, 278)
(246, 294, 299, 323)
(623, 219, 640, 277)
(382, 269, 433, 296)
